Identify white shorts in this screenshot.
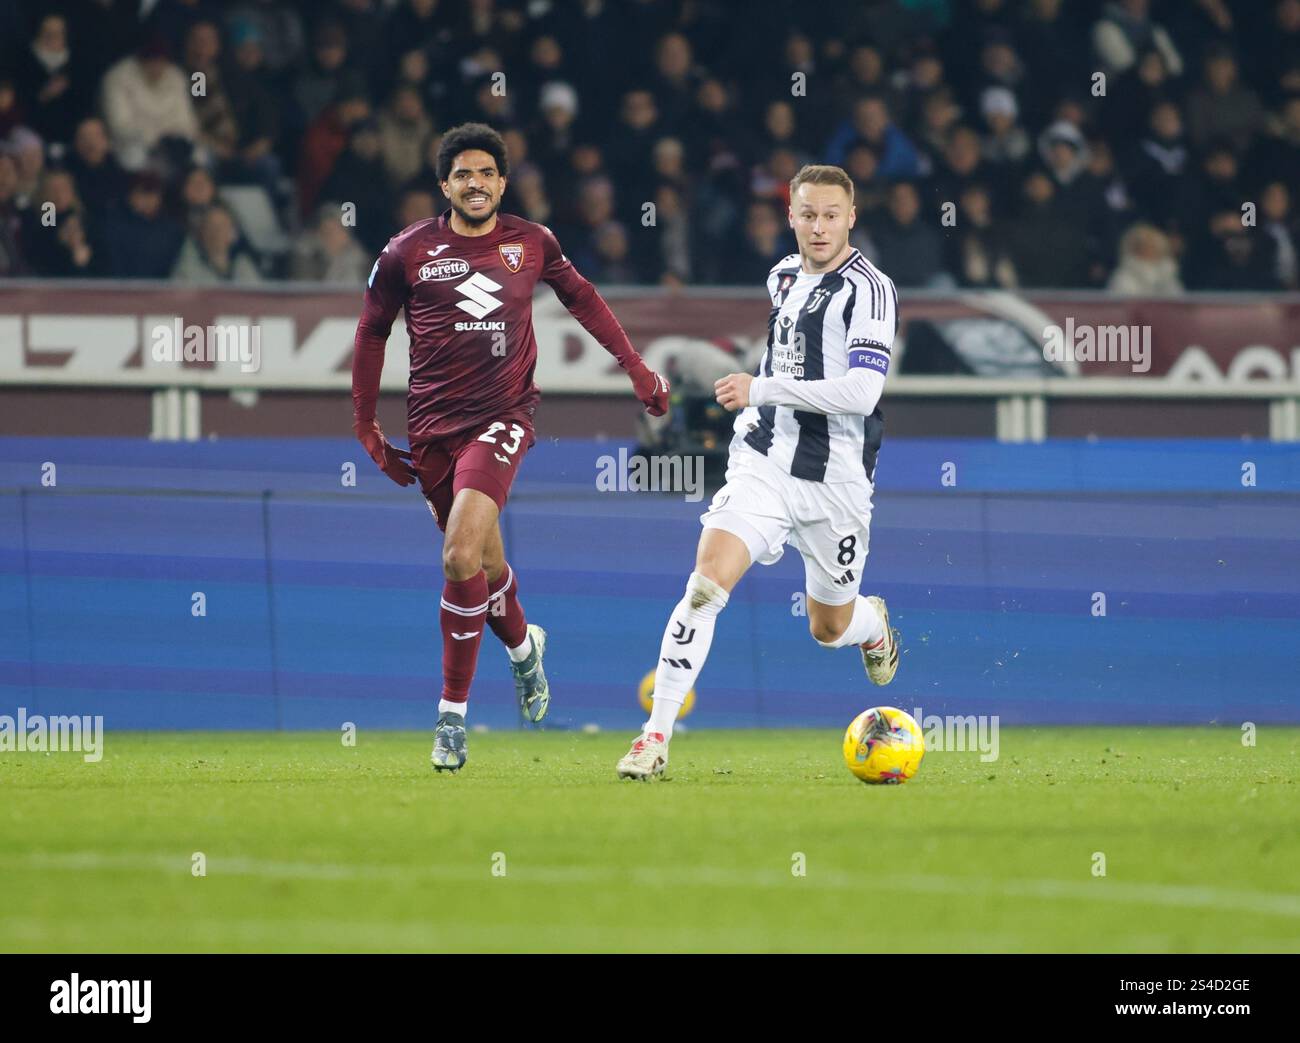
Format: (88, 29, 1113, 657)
(700, 449, 874, 606)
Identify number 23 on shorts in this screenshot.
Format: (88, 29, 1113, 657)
(477, 421, 526, 465)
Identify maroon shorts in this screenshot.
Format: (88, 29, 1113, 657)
(410, 411, 536, 531)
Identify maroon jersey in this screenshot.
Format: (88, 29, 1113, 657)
(352, 210, 644, 441)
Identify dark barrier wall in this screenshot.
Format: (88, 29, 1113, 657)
(1, 437, 1297, 730)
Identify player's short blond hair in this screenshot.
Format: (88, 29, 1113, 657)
(789, 164, 854, 203)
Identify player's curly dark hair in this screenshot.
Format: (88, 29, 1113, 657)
(436, 123, 509, 182)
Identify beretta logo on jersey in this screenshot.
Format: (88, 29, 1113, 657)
(419, 257, 470, 281)
(499, 243, 524, 273)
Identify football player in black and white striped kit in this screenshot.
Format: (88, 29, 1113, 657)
(618, 164, 900, 780)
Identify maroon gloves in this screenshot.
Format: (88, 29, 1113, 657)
(354, 419, 417, 487)
(628, 361, 670, 417)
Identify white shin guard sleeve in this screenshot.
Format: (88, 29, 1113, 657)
(647, 572, 729, 733)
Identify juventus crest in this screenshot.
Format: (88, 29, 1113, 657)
(806, 286, 833, 314)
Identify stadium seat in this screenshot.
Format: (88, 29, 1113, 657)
(219, 184, 290, 257)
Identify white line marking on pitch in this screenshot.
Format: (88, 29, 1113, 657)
(7, 850, 1300, 919)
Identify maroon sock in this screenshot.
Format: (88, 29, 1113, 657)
(486, 562, 529, 649)
(439, 571, 489, 703)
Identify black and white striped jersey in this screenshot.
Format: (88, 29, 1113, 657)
(733, 248, 897, 485)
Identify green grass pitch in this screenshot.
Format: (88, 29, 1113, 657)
(2, 728, 1297, 953)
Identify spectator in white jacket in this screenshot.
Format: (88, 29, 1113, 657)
(1092, 0, 1183, 78)
(101, 37, 198, 171)
(1108, 223, 1184, 295)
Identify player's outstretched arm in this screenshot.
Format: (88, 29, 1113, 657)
(352, 246, 417, 487)
(539, 226, 669, 416)
(714, 365, 886, 416)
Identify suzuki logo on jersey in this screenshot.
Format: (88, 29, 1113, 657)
(499, 243, 525, 273)
(455, 271, 504, 319)
(419, 257, 470, 281)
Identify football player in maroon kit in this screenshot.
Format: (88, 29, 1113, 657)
(352, 123, 669, 771)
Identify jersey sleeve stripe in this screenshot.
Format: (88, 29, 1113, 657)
(849, 258, 885, 320)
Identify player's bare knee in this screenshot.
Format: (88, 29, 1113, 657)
(442, 543, 482, 581)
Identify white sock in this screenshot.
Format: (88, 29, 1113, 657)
(646, 572, 728, 739)
(438, 698, 466, 719)
(646, 701, 679, 738)
(506, 634, 532, 663)
(813, 596, 884, 649)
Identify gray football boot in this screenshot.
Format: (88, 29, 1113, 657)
(431, 710, 467, 771)
(510, 623, 550, 723)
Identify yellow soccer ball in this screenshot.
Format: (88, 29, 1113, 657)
(842, 706, 925, 784)
(638, 669, 695, 719)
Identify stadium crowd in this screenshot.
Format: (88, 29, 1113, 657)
(0, 0, 1297, 291)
